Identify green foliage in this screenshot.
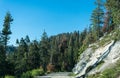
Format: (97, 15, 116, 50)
(21, 68, 44, 78)
(102, 10, 114, 33)
(21, 69, 44, 78)
(87, 73, 100, 78)
(97, 28, 120, 47)
(0, 12, 13, 77)
(39, 31, 50, 71)
(31, 69, 44, 76)
(82, 0, 106, 48)
(101, 68, 116, 78)
(14, 38, 29, 76)
(11, 30, 83, 75)
(78, 45, 87, 56)
(90, 45, 98, 50)
(2, 12, 13, 35)
(0, 41, 6, 77)
(21, 71, 32, 78)
(106, 0, 120, 25)
(113, 29, 120, 40)
(68, 72, 76, 76)
(28, 40, 40, 69)
(5, 75, 15, 78)
(1, 0, 119, 77)
(2, 12, 13, 49)
(98, 36, 111, 47)
(90, 0, 104, 39)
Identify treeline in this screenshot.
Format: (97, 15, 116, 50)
(8, 30, 87, 77)
(0, 0, 120, 77)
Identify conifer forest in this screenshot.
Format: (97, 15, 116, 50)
(0, 0, 120, 78)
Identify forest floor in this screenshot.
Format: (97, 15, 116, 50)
(35, 72, 75, 78)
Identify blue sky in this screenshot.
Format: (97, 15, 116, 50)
(0, 0, 95, 45)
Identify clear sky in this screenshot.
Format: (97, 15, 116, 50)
(0, 0, 96, 45)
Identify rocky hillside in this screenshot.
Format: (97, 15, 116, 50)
(73, 29, 120, 78)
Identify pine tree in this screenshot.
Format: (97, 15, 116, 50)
(0, 32, 4, 44)
(102, 10, 114, 33)
(39, 31, 50, 71)
(106, 0, 120, 26)
(2, 12, 13, 50)
(68, 35, 74, 71)
(15, 38, 28, 77)
(25, 35, 30, 44)
(28, 40, 40, 69)
(0, 12, 13, 78)
(91, 0, 104, 39)
(16, 39, 19, 45)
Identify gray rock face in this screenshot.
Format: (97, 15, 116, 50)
(73, 40, 120, 77)
(73, 48, 94, 74)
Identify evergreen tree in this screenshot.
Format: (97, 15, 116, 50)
(102, 10, 114, 33)
(2, 12, 13, 50)
(73, 31, 80, 63)
(68, 35, 74, 71)
(25, 35, 30, 44)
(39, 31, 50, 71)
(16, 39, 19, 45)
(106, 0, 120, 26)
(0, 32, 4, 44)
(15, 38, 28, 77)
(0, 12, 13, 78)
(91, 0, 104, 39)
(28, 40, 40, 69)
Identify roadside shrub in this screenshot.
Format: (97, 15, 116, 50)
(5, 75, 15, 78)
(21, 71, 32, 78)
(21, 67, 45, 78)
(31, 68, 44, 77)
(31, 69, 40, 76)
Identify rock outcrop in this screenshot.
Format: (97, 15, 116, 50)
(73, 40, 120, 77)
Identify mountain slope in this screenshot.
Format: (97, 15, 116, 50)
(73, 29, 120, 78)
